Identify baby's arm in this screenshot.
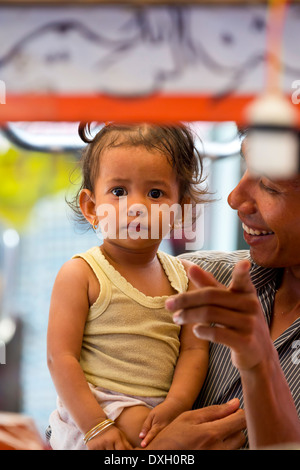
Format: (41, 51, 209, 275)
(47, 258, 132, 450)
(139, 259, 209, 447)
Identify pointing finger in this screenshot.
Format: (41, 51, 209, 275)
(229, 260, 255, 294)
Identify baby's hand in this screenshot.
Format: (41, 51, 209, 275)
(139, 401, 183, 448)
(86, 425, 132, 450)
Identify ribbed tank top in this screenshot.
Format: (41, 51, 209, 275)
(73, 246, 188, 397)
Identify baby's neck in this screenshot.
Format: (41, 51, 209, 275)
(100, 242, 159, 268)
(100, 242, 175, 298)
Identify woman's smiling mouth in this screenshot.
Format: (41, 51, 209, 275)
(242, 223, 274, 236)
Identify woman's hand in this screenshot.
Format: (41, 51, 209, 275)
(139, 399, 186, 448)
(145, 399, 246, 450)
(166, 260, 277, 371)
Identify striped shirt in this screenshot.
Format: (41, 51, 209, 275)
(180, 250, 300, 447)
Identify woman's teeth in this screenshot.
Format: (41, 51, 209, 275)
(242, 223, 274, 236)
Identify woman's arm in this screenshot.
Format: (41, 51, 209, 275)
(241, 355, 300, 449)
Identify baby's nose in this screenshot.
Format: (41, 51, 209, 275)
(128, 204, 147, 217)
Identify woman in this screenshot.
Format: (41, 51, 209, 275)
(162, 137, 300, 449)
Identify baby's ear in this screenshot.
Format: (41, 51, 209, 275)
(79, 189, 96, 225)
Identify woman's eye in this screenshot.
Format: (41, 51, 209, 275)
(148, 189, 163, 199)
(259, 180, 279, 194)
(111, 187, 127, 197)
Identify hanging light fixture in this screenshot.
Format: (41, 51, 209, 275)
(245, 0, 299, 178)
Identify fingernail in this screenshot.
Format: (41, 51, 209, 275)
(227, 398, 239, 405)
(192, 325, 201, 337)
(173, 312, 183, 325)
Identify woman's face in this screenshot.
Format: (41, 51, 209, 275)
(228, 144, 300, 269)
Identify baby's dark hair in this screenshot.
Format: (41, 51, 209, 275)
(69, 122, 208, 225)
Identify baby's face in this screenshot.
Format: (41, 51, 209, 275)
(93, 145, 181, 247)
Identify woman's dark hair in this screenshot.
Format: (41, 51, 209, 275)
(68, 122, 209, 226)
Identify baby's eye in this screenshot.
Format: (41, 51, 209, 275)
(148, 189, 163, 199)
(111, 187, 127, 197)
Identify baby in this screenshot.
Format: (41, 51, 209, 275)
(47, 122, 209, 449)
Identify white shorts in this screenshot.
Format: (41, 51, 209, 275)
(49, 383, 164, 450)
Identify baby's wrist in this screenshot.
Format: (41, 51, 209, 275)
(164, 396, 190, 412)
(83, 418, 115, 446)
(82, 414, 107, 434)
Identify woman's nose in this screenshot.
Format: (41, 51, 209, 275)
(227, 171, 256, 214)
